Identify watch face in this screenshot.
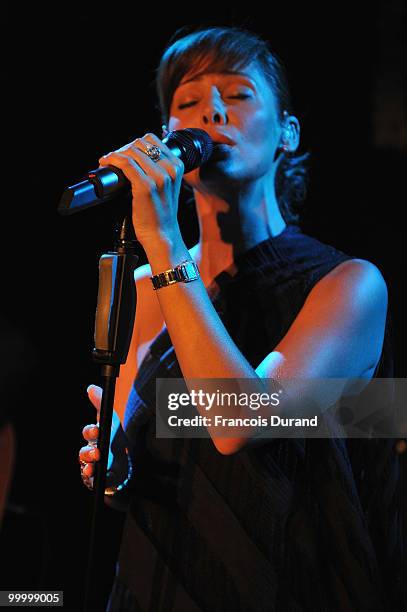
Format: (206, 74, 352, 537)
(182, 261, 199, 281)
(151, 260, 199, 289)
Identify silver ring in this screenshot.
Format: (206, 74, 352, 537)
(144, 144, 161, 162)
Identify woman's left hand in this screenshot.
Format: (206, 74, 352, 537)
(98, 133, 185, 251)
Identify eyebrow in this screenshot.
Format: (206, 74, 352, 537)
(178, 70, 254, 87)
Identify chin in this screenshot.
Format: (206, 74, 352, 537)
(184, 159, 262, 192)
(202, 156, 245, 176)
(201, 161, 262, 186)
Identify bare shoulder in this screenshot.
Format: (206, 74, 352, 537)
(323, 257, 386, 283)
(311, 257, 388, 307)
(255, 257, 389, 383)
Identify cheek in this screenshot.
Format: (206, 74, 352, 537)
(239, 108, 276, 148)
(232, 110, 279, 177)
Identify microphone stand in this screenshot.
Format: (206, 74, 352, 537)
(83, 215, 139, 612)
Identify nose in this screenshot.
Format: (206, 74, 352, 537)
(202, 87, 228, 126)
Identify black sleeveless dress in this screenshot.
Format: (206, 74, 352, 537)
(107, 224, 406, 612)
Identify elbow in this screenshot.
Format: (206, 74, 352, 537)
(212, 437, 247, 456)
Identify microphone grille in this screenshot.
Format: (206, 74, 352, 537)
(164, 128, 213, 172)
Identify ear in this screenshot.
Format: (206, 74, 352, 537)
(280, 112, 300, 154)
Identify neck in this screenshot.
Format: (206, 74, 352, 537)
(189, 178, 286, 287)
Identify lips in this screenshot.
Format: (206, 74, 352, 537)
(201, 132, 236, 162)
(208, 133, 235, 146)
(213, 140, 234, 147)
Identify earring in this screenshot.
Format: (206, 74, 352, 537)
(280, 138, 290, 153)
(280, 120, 291, 153)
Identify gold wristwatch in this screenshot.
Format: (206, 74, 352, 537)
(150, 259, 200, 290)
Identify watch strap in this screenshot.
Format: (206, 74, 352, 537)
(150, 259, 200, 290)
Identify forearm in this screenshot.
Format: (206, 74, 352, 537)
(146, 235, 272, 453)
(146, 234, 256, 381)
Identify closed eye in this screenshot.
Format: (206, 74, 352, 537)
(228, 94, 250, 99)
(178, 94, 250, 110)
(177, 101, 198, 109)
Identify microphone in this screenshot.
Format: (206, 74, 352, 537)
(58, 128, 213, 215)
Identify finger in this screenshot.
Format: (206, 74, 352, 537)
(79, 445, 100, 463)
(98, 152, 156, 190)
(81, 473, 94, 491)
(142, 133, 185, 174)
(87, 384, 102, 422)
(114, 138, 170, 179)
(123, 139, 183, 184)
(143, 132, 177, 159)
(107, 136, 165, 158)
(82, 423, 99, 441)
(80, 462, 94, 478)
(113, 133, 182, 175)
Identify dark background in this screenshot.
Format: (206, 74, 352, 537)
(2, 2, 406, 610)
